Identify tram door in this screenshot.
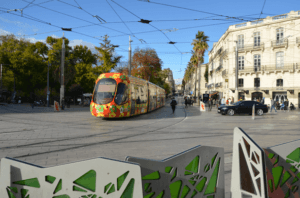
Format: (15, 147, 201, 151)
(130, 84, 136, 115)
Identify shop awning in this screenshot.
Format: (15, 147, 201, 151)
(209, 92, 218, 96)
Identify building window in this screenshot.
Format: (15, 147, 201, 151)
(276, 28, 284, 44)
(238, 56, 244, 70)
(254, 78, 260, 87)
(238, 35, 244, 48)
(254, 54, 261, 71)
(276, 51, 284, 68)
(238, 79, 244, 87)
(254, 32, 260, 47)
(276, 79, 283, 87)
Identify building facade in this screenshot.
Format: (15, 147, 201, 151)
(184, 64, 207, 99)
(207, 10, 300, 107)
(165, 69, 175, 94)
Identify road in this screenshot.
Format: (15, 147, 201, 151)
(0, 96, 300, 198)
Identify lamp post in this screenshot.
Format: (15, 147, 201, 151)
(47, 62, 51, 107)
(60, 33, 65, 108)
(128, 36, 132, 76)
(234, 40, 238, 101)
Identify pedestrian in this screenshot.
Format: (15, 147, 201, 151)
(253, 97, 256, 101)
(232, 98, 234, 103)
(221, 97, 225, 105)
(208, 98, 212, 111)
(170, 97, 177, 114)
(226, 98, 229, 105)
(229, 98, 232, 104)
(213, 99, 215, 106)
(184, 97, 188, 108)
(188, 97, 191, 106)
(270, 98, 277, 113)
(280, 101, 285, 112)
(239, 97, 243, 101)
(216, 99, 219, 108)
(62, 97, 65, 110)
(262, 97, 265, 105)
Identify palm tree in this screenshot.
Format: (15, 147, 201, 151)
(191, 31, 209, 105)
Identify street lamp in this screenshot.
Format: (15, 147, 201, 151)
(234, 40, 238, 101)
(47, 62, 51, 107)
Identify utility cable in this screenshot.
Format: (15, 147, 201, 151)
(22, 0, 35, 10)
(106, 0, 140, 41)
(110, 0, 181, 53)
(21, 0, 129, 35)
(140, 1, 249, 22)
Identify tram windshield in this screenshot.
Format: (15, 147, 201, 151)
(93, 78, 116, 104)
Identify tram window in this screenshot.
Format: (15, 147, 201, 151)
(115, 83, 128, 105)
(93, 78, 116, 104)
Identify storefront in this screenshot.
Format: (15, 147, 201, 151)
(251, 92, 263, 101)
(272, 91, 287, 103)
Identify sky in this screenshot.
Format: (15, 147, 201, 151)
(0, 0, 299, 84)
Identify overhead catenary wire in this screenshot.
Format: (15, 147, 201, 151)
(106, 0, 141, 41)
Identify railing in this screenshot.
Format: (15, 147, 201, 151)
(222, 69, 227, 77)
(235, 23, 247, 28)
(271, 40, 288, 48)
(237, 43, 264, 52)
(216, 65, 223, 72)
(235, 63, 299, 73)
(251, 19, 264, 25)
(272, 14, 288, 20)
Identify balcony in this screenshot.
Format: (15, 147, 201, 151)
(215, 65, 223, 72)
(235, 63, 300, 75)
(222, 69, 228, 77)
(215, 82, 223, 88)
(297, 37, 300, 47)
(271, 40, 288, 49)
(237, 43, 264, 53)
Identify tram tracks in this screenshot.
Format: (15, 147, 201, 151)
(0, 103, 187, 158)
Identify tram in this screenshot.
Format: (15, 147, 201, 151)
(90, 73, 166, 118)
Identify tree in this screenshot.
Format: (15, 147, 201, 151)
(163, 82, 171, 95)
(94, 35, 122, 74)
(131, 47, 163, 84)
(204, 65, 208, 83)
(191, 31, 209, 102)
(0, 34, 47, 97)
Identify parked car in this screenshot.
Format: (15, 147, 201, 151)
(219, 101, 268, 116)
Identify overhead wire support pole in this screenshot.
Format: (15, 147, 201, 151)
(128, 36, 132, 76)
(235, 41, 238, 102)
(60, 32, 65, 109)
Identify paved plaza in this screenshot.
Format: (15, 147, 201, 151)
(0, 97, 300, 197)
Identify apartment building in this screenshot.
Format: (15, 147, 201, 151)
(184, 64, 207, 98)
(207, 10, 300, 107)
(165, 69, 175, 94)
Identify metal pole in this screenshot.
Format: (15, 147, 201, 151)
(47, 62, 50, 107)
(60, 32, 65, 108)
(198, 62, 201, 105)
(128, 36, 132, 76)
(0, 64, 2, 99)
(235, 41, 239, 101)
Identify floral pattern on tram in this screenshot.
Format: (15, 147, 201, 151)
(90, 73, 131, 118)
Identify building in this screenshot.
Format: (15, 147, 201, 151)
(165, 69, 175, 94)
(207, 10, 300, 107)
(184, 63, 208, 99)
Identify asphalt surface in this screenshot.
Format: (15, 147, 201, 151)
(0, 96, 300, 198)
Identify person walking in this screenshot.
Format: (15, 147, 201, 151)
(208, 98, 212, 111)
(184, 97, 188, 108)
(213, 99, 215, 107)
(226, 98, 229, 105)
(270, 98, 277, 113)
(221, 97, 225, 106)
(280, 101, 285, 112)
(239, 97, 243, 101)
(30, 97, 34, 109)
(261, 97, 265, 104)
(170, 97, 177, 114)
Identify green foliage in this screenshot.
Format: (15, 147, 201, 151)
(74, 62, 97, 93)
(94, 35, 122, 74)
(0, 34, 47, 96)
(163, 83, 171, 94)
(204, 65, 208, 83)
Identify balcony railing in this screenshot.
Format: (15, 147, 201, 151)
(235, 63, 299, 74)
(222, 69, 227, 77)
(271, 40, 288, 48)
(237, 43, 264, 52)
(216, 65, 223, 72)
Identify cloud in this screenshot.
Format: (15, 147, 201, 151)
(69, 39, 96, 49)
(0, 29, 11, 35)
(0, 16, 36, 29)
(174, 78, 183, 85)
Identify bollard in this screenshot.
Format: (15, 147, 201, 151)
(252, 104, 255, 120)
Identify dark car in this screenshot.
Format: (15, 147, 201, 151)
(219, 101, 268, 116)
(217, 104, 226, 113)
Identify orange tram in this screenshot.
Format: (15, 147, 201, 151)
(90, 73, 166, 118)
